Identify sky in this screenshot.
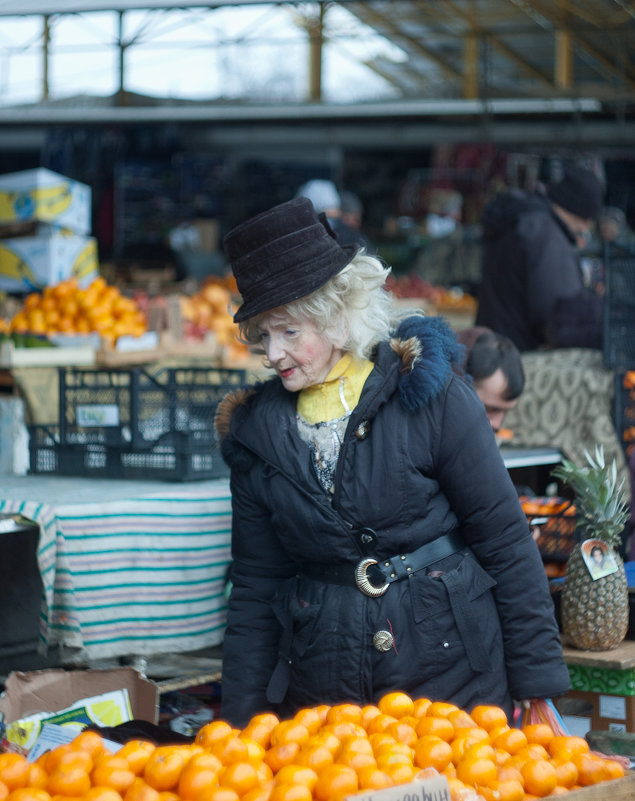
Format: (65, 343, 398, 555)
(0, 4, 406, 106)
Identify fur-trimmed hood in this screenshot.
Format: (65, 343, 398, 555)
(215, 314, 465, 449)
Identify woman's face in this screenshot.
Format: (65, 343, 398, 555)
(257, 308, 344, 392)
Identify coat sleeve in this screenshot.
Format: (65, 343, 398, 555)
(433, 376, 570, 702)
(220, 459, 298, 727)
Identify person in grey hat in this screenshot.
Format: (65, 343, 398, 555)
(476, 165, 605, 351)
(213, 196, 569, 728)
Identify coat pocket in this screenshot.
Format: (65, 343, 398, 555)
(410, 553, 497, 673)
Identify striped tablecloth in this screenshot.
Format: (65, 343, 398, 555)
(0, 476, 232, 662)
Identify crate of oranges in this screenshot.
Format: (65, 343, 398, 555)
(520, 495, 578, 563)
(0, 690, 633, 801)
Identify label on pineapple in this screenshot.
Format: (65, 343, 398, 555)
(348, 774, 450, 801)
(581, 538, 619, 580)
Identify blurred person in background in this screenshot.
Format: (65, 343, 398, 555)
(296, 179, 373, 251)
(456, 326, 525, 433)
(476, 165, 605, 352)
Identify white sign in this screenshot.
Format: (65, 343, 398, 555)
(599, 694, 626, 720)
(348, 775, 450, 801)
(76, 404, 120, 427)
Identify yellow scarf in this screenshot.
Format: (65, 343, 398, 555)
(297, 353, 374, 425)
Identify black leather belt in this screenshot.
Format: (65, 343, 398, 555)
(302, 530, 465, 597)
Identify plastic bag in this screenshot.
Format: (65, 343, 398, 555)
(519, 698, 569, 734)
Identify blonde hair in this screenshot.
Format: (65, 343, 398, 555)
(239, 253, 398, 360)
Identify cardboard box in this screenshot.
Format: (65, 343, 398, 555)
(0, 168, 92, 235)
(0, 232, 98, 292)
(0, 667, 159, 750)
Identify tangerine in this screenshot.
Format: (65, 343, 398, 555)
(123, 778, 160, 801)
(521, 758, 558, 796)
(91, 757, 135, 794)
(117, 742, 156, 776)
(296, 745, 333, 773)
(218, 762, 258, 797)
(356, 765, 392, 791)
(46, 765, 91, 797)
(415, 716, 454, 742)
(456, 756, 498, 789)
(470, 705, 508, 732)
(522, 723, 555, 747)
(312, 765, 359, 801)
(195, 722, 234, 750)
(0, 754, 31, 791)
(269, 722, 310, 749)
(377, 692, 415, 719)
(324, 705, 363, 727)
(268, 786, 311, 801)
(413, 736, 452, 772)
(143, 748, 188, 792)
(272, 766, 317, 790)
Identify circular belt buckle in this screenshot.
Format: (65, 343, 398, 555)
(354, 557, 389, 597)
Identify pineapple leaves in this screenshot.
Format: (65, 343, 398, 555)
(551, 445, 629, 549)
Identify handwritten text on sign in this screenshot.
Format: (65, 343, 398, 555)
(348, 774, 450, 801)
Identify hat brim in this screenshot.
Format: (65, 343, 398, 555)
(233, 242, 359, 322)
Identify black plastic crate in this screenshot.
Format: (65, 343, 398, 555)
(603, 251, 635, 370)
(28, 366, 247, 481)
(614, 370, 635, 461)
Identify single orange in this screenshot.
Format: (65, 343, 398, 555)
(365, 714, 398, 735)
(470, 705, 508, 732)
(91, 757, 136, 794)
(211, 738, 249, 766)
(425, 701, 460, 719)
(177, 759, 221, 800)
(603, 758, 625, 780)
(325, 705, 364, 727)
(143, 748, 188, 792)
(521, 758, 558, 796)
(412, 698, 432, 719)
(547, 735, 589, 760)
(6, 790, 51, 801)
(238, 738, 265, 766)
(377, 692, 415, 719)
(356, 765, 392, 791)
(447, 709, 477, 730)
(382, 761, 416, 784)
(492, 727, 528, 755)
(313, 764, 358, 801)
(195, 722, 235, 750)
(24, 765, 48, 791)
(463, 742, 496, 762)
(45, 747, 93, 775)
(456, 756, 498, 789)
(335, 735, 373, 759)
(552, 758, 578, 788)
(269, 722, 310, 749)
(522, 723, 555, 748)
(46, 764, 91, 797)
(497, 764, 524, 786)
(117, 742, 156, 776)
(71, 730, 105, 759)
(296, 744, 333, 773)
(495, 778, 524, 801)
(310, 730, 340, 755)
(413, 735, 452, 772)
(415, 715, 454, 742)
(123, 778, 160, 801)
(157, 794, 179, 801)
(218, 762, 258, 797)
(571, 752, 608, 786)
(0, 753, 31, 791)
(263, 743, 301, 774)
(241, 783, 273, 801)
(272, 765, 317, 790)
(292, 708, 322, 736)
(254, 763, 272, 787)
(384, 721, 417, 748)
(360, 705, 381, 729)
(268, 785, 311, 801)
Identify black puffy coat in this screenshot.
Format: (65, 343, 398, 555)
(215, 316, 569, 727)
(476, 190, 603, 352)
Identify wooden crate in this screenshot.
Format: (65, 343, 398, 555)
(564, 772, 635, 799)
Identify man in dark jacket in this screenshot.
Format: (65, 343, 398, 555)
(476, 166, 605, 352)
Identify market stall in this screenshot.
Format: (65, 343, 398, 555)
(0, 476, 232, 664)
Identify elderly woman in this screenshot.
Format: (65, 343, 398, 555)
(215, 197, 569, 727)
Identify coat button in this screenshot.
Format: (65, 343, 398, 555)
(373, 630, 394, 652)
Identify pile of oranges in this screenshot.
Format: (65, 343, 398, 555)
(0, 693, 627, 801)
(7, 276, 147, 346)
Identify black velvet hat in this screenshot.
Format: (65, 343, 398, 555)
(547, 166, 604, 221)
(224, 197, 358, 322)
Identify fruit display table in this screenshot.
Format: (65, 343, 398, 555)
(0, 475, 232, 664)
(559, 640, 635, 732)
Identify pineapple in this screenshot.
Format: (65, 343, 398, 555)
(552, 446, 630, 651)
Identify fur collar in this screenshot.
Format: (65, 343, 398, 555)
(214, 315, 464, 442)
